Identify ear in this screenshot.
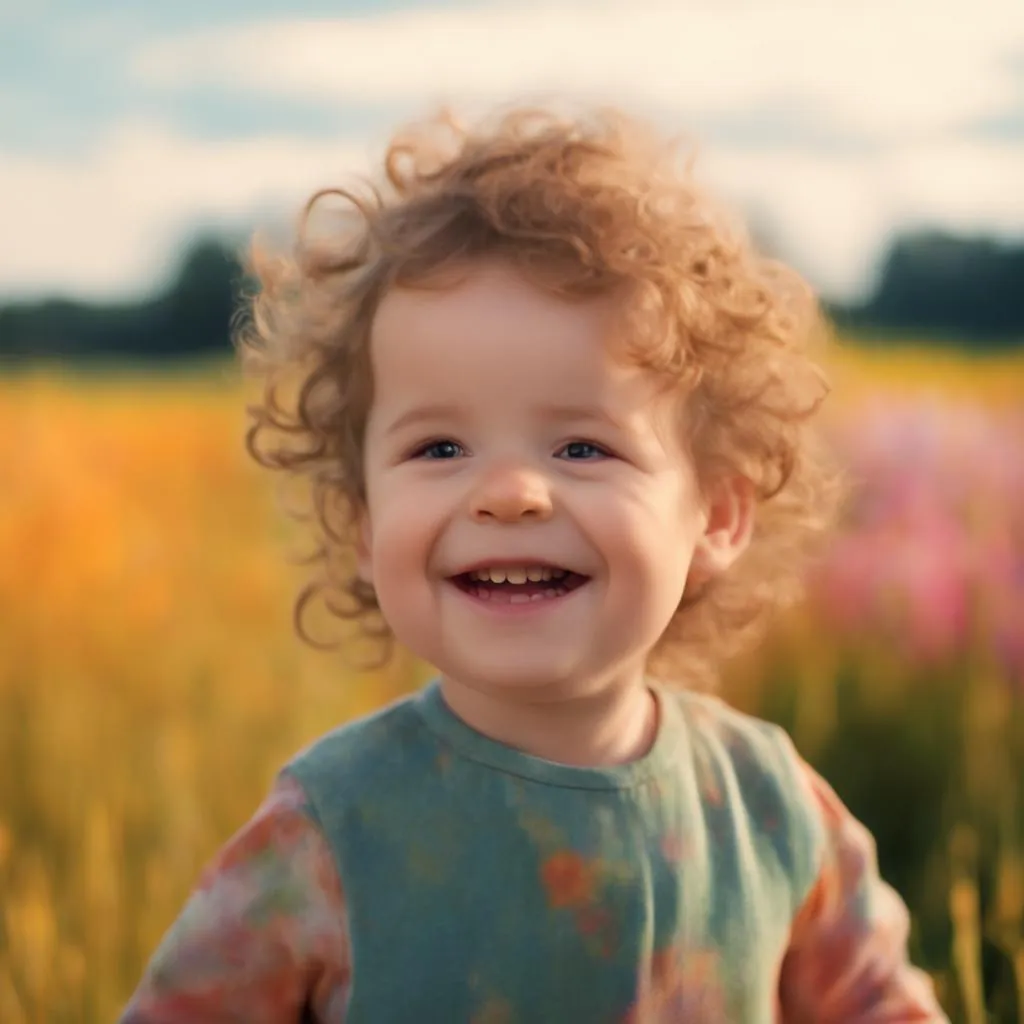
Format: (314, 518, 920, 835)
(693, 474, 755, 577)
(354, 509, 374, 585)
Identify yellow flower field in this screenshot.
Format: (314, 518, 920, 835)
(2, 345, 1022, 1022)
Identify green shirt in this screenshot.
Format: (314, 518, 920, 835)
(285, 680, 821, 1022)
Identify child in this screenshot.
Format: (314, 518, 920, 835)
(121, 105, 949, 1022)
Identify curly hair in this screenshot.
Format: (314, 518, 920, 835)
(237, 103, 846, 688)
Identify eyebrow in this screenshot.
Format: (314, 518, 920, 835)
(535, 403, 631, 433)
(382, 403, 463, 437)
(381, 402, 632, 438)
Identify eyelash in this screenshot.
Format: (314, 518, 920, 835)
(558, 440, 611, 461)
(412, 439, 464, 460)
(409, 439, 612, 461)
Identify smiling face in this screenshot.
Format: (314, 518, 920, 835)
(358, 261, 715, 704)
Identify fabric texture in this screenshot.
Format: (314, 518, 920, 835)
(121, 682, 948, 1023)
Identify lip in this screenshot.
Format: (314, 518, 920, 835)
(447, 557, 584, 578)
(444, 575, 590, 616)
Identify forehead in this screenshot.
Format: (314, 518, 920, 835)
(369, 262, 653, 407)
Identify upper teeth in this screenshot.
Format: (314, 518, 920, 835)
(469, 566, 566, 584)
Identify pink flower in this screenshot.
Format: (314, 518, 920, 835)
(810, 397, 1023, 680)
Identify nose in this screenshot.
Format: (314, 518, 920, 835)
(469, 461, 554, 523)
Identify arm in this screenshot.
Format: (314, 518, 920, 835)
(120, 774, 351, 1023)
(779, 761, 949, 1023)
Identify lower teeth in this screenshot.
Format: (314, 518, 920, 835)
(475, 586, 566, 601)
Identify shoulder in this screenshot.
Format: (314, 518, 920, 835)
(664, 686, 828, 904)
(281, 688, 438, 819)
(122, 773, 349, 1018)
(192, 773, 343, 911)
(670, 687, 804, 778)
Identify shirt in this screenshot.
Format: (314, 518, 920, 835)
(121, 681, 948, 1022)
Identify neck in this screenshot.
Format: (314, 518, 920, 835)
(438, 670, 659, 767)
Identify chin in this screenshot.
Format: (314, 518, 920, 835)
(442, 656, 585, 697)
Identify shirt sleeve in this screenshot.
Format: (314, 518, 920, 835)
(120, 774, 351, 1023)
(779, 759, 950, 1023)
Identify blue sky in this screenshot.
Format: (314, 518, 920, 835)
(2, 0, 1023, 302)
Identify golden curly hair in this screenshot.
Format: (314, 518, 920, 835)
(237, 103, 846, 688)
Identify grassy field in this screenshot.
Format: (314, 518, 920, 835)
(1, 345, 1022, 1022)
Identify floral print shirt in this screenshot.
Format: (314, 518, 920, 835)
(121, 683, 948, 1022)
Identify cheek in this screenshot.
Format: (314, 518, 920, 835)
(595, 481, 700, 606)
(364, 514, 430, 638)
(371, 507, 425, 571)
(364, 481, 446, 590)
(587, 477, 698, 555)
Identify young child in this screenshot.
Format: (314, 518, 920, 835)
(121, 105, 949, 1022)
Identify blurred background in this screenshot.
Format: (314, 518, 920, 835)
(1, 1, 1022, 1021)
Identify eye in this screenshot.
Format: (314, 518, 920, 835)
(557, 440, 610, 461)
(413, 439, 464, 460)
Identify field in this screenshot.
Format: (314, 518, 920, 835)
(2, 345, 1023, 1022)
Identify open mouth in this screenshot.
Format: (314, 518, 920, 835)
(449, 565, 590, 605)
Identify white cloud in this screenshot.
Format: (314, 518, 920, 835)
(0, 124, 374, 300)
(3, 118, 1021, 303)
(132, 0, 1024, 141)
(4, 0, 1024, 301)
(700, 141, 1024, 297)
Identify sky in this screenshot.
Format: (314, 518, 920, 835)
(1, 0, 1023, 304)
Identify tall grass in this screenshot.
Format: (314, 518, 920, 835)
(1, 346, 1021, 1022)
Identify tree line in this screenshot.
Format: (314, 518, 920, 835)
(0, 229, 1021, 363)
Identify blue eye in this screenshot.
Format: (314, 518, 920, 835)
(558, 441, 609, 461)
(416, 439, 464, 460)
